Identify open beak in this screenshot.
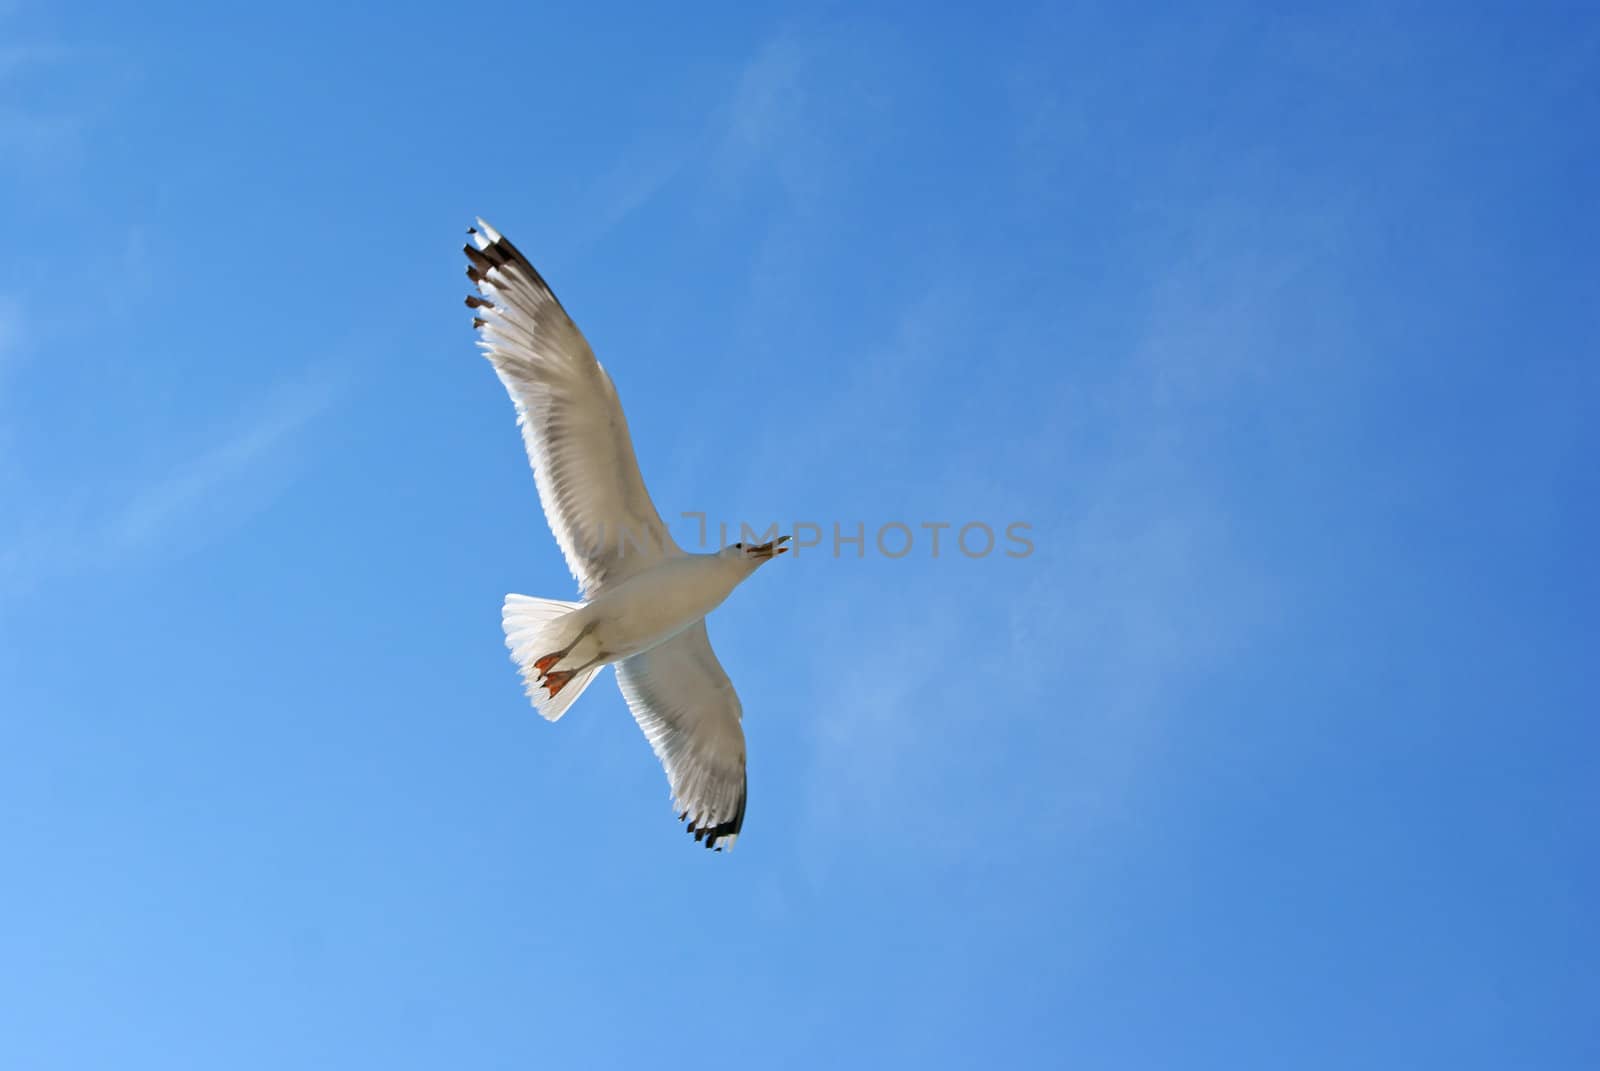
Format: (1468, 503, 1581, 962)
(748, 534, 792, 560)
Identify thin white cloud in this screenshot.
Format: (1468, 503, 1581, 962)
(0, 25, 132, 178)
(106, 370, 339, 556)
(0, 366, 341, 601)
(711, 22, 901, 211)
(0, 40, 74, 79)
(773, 203, 1329, 869)
(0, 42, 84, 172)
(577, 137, 690, 250)
(0, 293, 19, 367)
(717, 32, 811, 188)
(0, 293, 25, 485)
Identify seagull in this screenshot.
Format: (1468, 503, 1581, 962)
(463, 219, 788, 851)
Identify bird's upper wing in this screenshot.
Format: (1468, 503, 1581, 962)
(615, 621, 747, 851)
(466, 219, 679, 597)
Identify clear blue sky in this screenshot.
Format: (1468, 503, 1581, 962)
(2, 2, 1596, 1067)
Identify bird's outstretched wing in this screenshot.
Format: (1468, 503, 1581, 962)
(615, 621, 747, 851)
(466, 219, 679, 596)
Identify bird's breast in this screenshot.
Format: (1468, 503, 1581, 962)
(584, 557, 739, 659)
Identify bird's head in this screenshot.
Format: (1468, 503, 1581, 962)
(720, 534, 791, 567)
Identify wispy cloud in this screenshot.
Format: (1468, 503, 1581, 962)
(0, 293, 25, 488)
(0, 366, 342, 603)
(0, 40, 74, 79)
(770, 204, 1322, 872)
(986, 216, 1331, 823)
(569, 28, 838, 256)
(0, 41, 85, 173)
(106, 371, 339, 556)
(0, 23, 133, 179)
(572, 136, 690, 252)
(715, 32, 814, 197)
(710, 23, 898, 213)
(0, 292, 19, 367)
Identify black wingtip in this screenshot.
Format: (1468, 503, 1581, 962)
(682, 777, 747, 852)
(459, 221, 574, 312)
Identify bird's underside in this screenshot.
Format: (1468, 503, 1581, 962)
(466, 218, 759, 852)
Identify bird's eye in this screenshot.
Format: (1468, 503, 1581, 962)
(734, 542, 743, 549)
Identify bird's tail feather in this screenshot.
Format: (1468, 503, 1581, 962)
(502, 594, 603, 722)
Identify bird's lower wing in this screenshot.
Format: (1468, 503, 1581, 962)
(466, 219, 679, 596)
(614, 621, 747, 851)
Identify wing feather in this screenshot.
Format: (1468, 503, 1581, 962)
(615, 622, 748, 851)
(466, 220, 678, 596)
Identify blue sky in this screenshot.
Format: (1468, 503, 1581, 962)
(2, 2, 1597, 1066)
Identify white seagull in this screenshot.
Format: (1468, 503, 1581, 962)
(464, 219, 788, 851)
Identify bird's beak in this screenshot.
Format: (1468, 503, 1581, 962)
(749, 534, 792, 560)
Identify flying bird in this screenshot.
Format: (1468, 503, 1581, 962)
(463, 219, 788, 851)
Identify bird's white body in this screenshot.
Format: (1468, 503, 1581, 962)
(549, 553, 753, 671)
